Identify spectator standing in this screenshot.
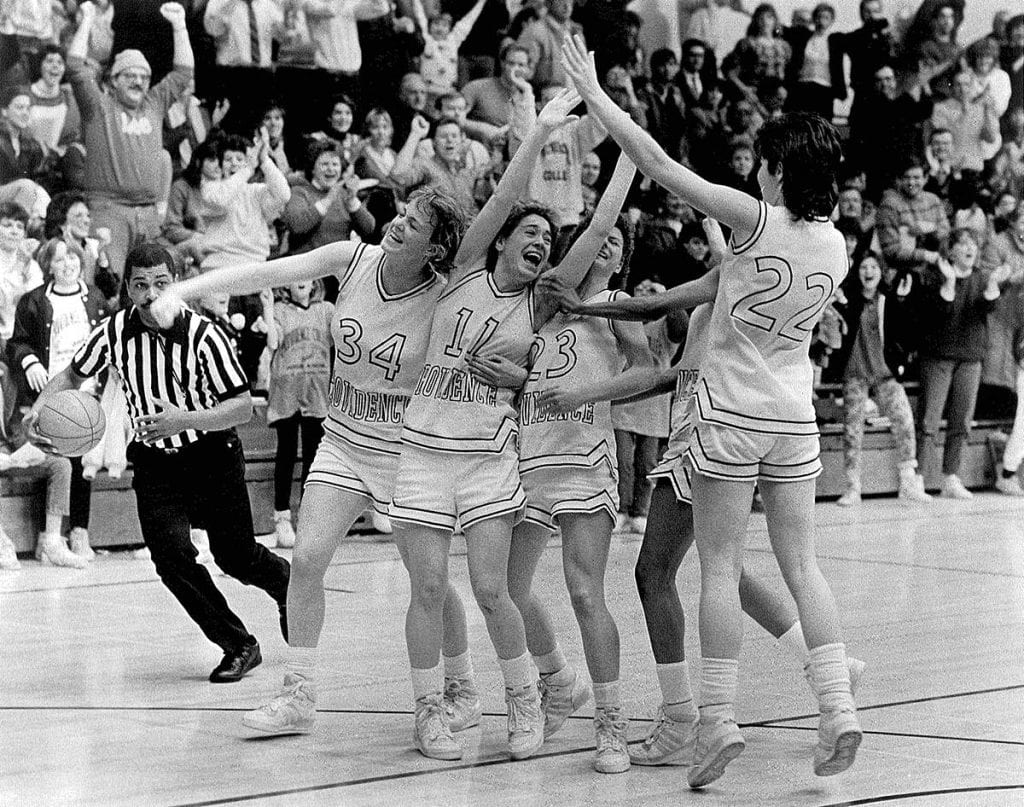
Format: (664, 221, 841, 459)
(1001, 15, 1023, 121)
(916, 229, 1010, 498)
(357, 4, 425, 110)
(461, 43, 530, 142)
(930, 71, 1000, 175)
(390, 73, 432, 148)
(518, 0, 586, 90)
(677, 39, 711, 109)
(0, 86, 50, 193)
(824, 253, 931, 507)
(785, 3, 841, 120)
(832, 0, 897, 102)
(923, 127, 958, 210)
(161, 139, 219, 259)
(637, 50, 686, 161)
(723, 3, 791, 107)
(65, 1, 194, 280)
(307, 96, 361, 166)
(26, 46, 82, 163)
(876, 157, 949, 281)
(353, 108, 398, 186)
(442, 0, 509, 84)
(265, 281, 332, 547)
(0, 202, 42, 342)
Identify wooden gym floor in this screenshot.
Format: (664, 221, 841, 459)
(1, 493, 1022, 806)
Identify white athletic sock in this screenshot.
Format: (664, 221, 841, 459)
(808, 643, 853, 712)
(533, 645, 568, 675)
(698, 657, 739, 726)
(592, 680, 620, 710)
(411, 662, 443, 702)
(498, 652, 535, 690)
(779, 621, 810, 661)
(443, 649, 474, 681)
(656, 661, 698, 721)
(284, 646, 318, 684)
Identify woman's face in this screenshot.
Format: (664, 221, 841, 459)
(757, 9, 777, 35)
(593, 226, 625, 275)
(50, 242, 82, 286)
(64, 201, 91, 239)
(368, 117, 392, 148)
(263, 108, 285, 139)
(684, 236, 708, 261)
(289, 281, 313, 302)
(331, 102, 353, 133)
(950, 235, 978, 268)
(497, 214, 552, 284)
(40, 52, 66, 84)
(838, 189, 863, 219)
(581, 153, 601, 187)
(201, 156, 222, 181)
(581, 185, 598, 217)
(731, 149, 754, 178)
(2, 94, 32, 131)
(974, 54, 995, 75)
(858, 256, 882, 294)
(312, 152, 342, 187)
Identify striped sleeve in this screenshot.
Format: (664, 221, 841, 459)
(197, 321, 250, 400)
(71, 317, 113, 377)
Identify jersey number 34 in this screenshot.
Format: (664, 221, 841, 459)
(335, 318, 407, 382)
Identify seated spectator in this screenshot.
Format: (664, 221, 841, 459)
(306, 95, 361, 165)
(8, 237, 112, 564)
(411, 0, 488, 103)
(824, 252, 930, 506)
(723, 3, 791, 107)
(0, 436, 79, 571)
(282, 141, 375, 259)
(518, 0, 585, 90)
(756, 75, 787, 120)
(630, 189, 699, 288)
(965, 37, 1011, 130)
(354, 107, 398, 185)
(200, 131, 291, 269)
(992, 191, 1019, 235)
(161, 139, 219, 260)
(43, 192, 114, 293)
(721, 138, 760, 197)
(0, 202, 42, 342)
(390, 115, 487, 215)
(931, 71, 1000, 176)
(261, 101, 293, 177)
(415, 92, 490, 163)
(876, 156, 950, 279)
(462, 42, 529, 142)
(916, 228, 1010, 499)
(26, 46, 82, 167)
(785, 2, 841, 120)
(0, 86, 51, 193)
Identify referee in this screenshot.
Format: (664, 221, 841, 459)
(26, 243, 290, 683)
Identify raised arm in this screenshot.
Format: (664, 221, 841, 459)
(410, 0, 430, 35)
(150, 241, 364, 327)
(561, 34, 761, 241)
(451, 0, 488, 43)
(452, 83, 583, 278)
(160, 4, 195, 71)
(534, 151, 636, 327)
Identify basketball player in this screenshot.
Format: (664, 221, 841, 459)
(495, 152, 660, 774)
(546, 219, 864, 768)
(563, 35, 861, 787)
(387, 87, 590, 762)
(26, 243, 290, 683)
(149, 189, 488, 736)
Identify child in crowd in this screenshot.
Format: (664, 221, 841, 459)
(265, 281, 333, 548)
(411, 0, 489, 103)
(722, 139, 759, 197)
(823, 252, 931, 506)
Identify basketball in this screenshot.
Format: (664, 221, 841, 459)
(35, 390, 106, 458)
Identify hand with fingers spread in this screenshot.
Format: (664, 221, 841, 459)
(560, 34, 603, 102)
(135, 397, 191, 444)
(536, 86, 582, 130)
(465, 352, 528, 390)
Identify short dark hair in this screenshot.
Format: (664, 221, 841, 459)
(217, 133, 251, 162)
(499, 42, 530, 63)
(435, 91, 466, 112)
(0, 84, 30, 109)
(486, 202, 557, 273)
(182, 138, 221, 188)
(561, 212, 636, 287)
(43, 191, 88, 239)
(124, 242, 179, 283)
(755, 111, 842, 221)
(650, 48, 677, 71)
(682, 38, 706, 55)
(0, 201, 29, 226)
(896, 154, 926, 176)
(305, 140, 342, 179)
(32, 44, 65, 81)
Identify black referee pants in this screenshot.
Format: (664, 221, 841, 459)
(128, 431, 291, 653)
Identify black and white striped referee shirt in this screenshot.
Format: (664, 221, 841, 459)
(72, 306, 250, 450)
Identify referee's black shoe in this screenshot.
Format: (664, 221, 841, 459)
(210, 638, 262, 683)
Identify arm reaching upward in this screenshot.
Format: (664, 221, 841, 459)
(452, 83, 582, 280)
(561, 34, 760, 240)
(534, 151, 636, 327)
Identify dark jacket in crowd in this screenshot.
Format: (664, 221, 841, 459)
(916, 268, 998, 363)
(823, 288, 917, 383)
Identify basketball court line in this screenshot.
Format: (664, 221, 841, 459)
(817, 784, 1024, 807)
(765, 724, 1024, 747)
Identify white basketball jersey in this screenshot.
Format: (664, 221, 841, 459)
(326, 243, 442, 455)
(402, 266, 535, 453)
(519, 290, 625, 473)
(661, 302, 712, 465)
(696, 201, 848, 436)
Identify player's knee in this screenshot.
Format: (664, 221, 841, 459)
(565, 571, 602, 618)
(412, 571, 448, 611)
(470, 575, 507, 615)
(634, 559, 668, 603)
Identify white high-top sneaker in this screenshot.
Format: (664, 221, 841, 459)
(242, 673, 316, 734)
(897, 465, 932, 504)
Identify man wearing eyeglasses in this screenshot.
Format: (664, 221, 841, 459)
(64, 2, 195, 285)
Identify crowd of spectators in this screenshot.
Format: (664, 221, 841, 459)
(0, 0, 1022, 561)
